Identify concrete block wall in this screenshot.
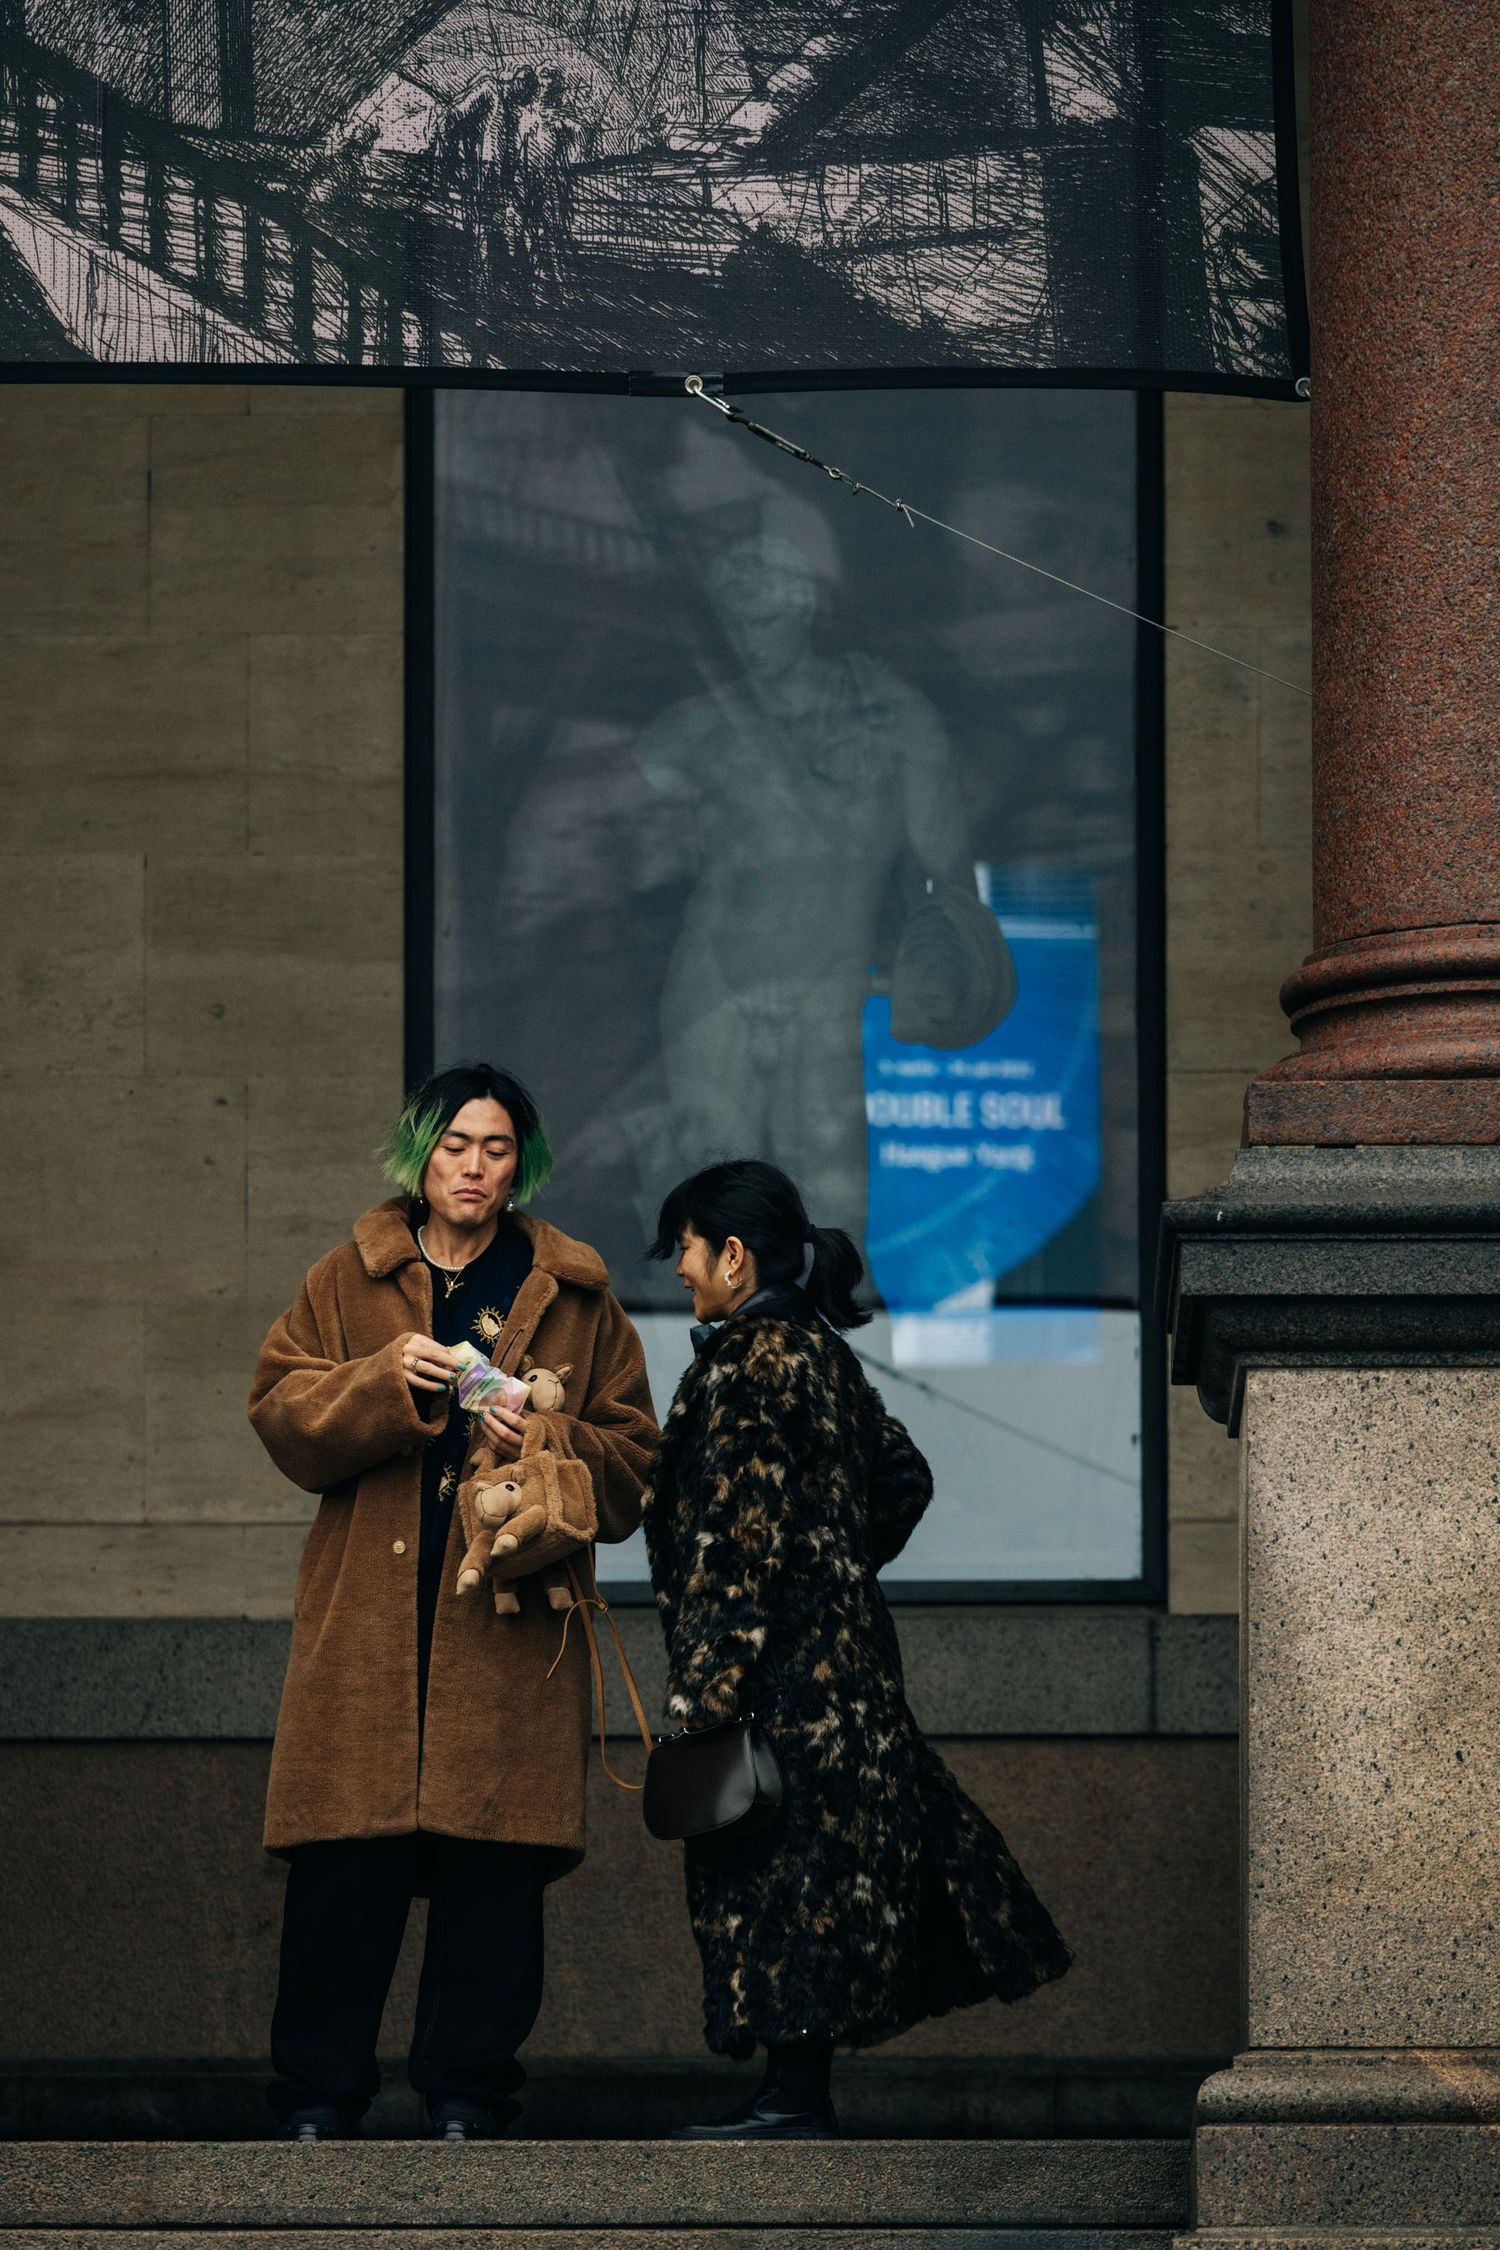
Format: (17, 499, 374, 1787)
(0, 382, 1310, 1625)
(1163, 394, 1313, 1612)
(0, 383, 405, 1617)
(3, 0, 1318, 1631)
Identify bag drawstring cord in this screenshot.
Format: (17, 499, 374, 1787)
(548, 1553, 655, 1794)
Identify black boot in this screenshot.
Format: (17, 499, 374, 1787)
(675, 2040, 838, 2140)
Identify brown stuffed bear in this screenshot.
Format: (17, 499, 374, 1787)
(515, 1364, 568, 1416)
(455, 1361, 595, 1614)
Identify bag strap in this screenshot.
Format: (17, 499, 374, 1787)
(546, 1553, 654, 1792)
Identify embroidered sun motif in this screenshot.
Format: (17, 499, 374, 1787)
(472, 1307, 505, 1349)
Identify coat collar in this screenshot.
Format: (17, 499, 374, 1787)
(690, 1282, 818, 1353)
(351, 1198, 610, 1291)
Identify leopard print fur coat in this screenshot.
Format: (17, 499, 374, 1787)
(643, 1288, 1072, 2058)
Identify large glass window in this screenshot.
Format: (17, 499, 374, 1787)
(430, 386, 1157, 1594)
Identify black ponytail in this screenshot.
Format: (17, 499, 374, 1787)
(804, 1222, 870, 1331)
(649, 1158, 871, 1331)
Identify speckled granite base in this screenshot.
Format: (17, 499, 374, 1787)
(1241, 1369, 1500, 2048)
(1164, 1146, 1500, 2241)
(1173, 1366, 1500, 2242)
(1194, 2121, 1500, 2229)
(1188, 2053, 1500, 2230)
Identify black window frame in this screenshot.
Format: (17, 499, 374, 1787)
(405, 381, 1166, 1607)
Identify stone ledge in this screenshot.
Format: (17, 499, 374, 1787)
(0, 1613, 1237, 1741)
(0, 2235, 1180, 2250)
(1197, 2051, 1500, 2125)
(0, 2139, 1187, 2231)
(1164, 1144, 1500, 1228)
(1159, 1146, 1500, 1430)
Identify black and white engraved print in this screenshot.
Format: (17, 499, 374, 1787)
(0, 0, 1301, 384)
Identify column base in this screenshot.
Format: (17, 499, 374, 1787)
(1181, 2050, 1500, 2243)
(1247, 926, 1500, 1146)
(1246, 1076, 1500, 1144)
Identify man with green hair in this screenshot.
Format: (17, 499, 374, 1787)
(249, 1062, 657, 2141)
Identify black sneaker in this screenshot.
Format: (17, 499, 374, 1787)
(423, 2096, 506, 2141)
(673, 2087, 839, 2141)
(280, 2103, 357, 2142)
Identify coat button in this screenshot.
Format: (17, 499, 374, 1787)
(392, 1540, 407, 1555)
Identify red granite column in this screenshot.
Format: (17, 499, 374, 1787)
(1245, 0, 1500, 1144)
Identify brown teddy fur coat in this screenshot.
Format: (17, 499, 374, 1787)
(249, 1198, 656, 1860)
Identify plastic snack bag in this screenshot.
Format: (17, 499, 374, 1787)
(449, 1341, 528, 1416)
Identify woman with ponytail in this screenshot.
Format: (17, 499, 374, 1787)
(644, 1159, 1071, 2139)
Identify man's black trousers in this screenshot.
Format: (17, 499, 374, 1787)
(269, 1831, 553, 2126)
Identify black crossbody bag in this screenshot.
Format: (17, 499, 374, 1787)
(642, 1709, 784, 1843)
(561, 1569, 786, 1845)
(642, 1638, 786, 1844)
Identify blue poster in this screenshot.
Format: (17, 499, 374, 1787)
(863, 868, 1101, 1313)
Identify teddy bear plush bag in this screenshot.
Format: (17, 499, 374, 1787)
(447, 1350, 657, 1794)
(452, 1358, 596, 1616)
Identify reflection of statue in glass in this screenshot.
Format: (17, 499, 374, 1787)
(632, 533, 1017, 1262)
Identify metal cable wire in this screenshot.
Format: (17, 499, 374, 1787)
(685, 375, 1312, 700)
(851, 1340, 1139, 1489)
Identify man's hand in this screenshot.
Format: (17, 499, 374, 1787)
(478, 1403, 526, 1461)
(399, 1333, 461, 1396)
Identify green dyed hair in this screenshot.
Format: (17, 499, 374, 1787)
(382, 1063, 553, 1206)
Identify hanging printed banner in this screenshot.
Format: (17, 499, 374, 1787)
(863, 869, 1102, 1315)
(0, 0, 1304, 390)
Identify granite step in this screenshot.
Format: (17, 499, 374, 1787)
(0, 2057, 1213, 2142)
(0, 2137, 1187, 2239)
(0, 2237, 1185, 2250)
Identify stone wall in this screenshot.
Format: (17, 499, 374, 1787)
(0, 383, 405, 1615)
(0, 374, 1310, 2093)
(1, 1736, 1239, 2072)
(0, 382, 1310, 1624)
(1163, 395, 1313, 1611)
